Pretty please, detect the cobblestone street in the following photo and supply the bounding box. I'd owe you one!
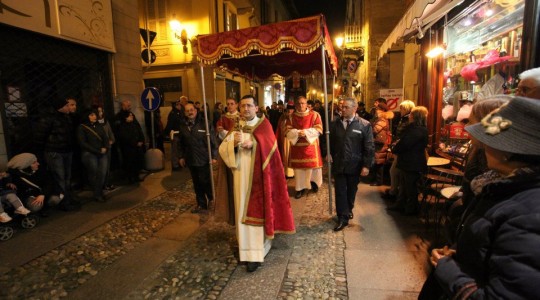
[0,166,430,299]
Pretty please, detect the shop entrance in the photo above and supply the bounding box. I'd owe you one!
[0,24,112,157]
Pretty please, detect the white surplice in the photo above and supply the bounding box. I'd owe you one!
[218,116,272,262]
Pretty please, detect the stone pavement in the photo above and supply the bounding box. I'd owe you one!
[0,165,432,299]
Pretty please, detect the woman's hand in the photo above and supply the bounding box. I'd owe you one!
[32,195,45,206]
[430,245,456,267]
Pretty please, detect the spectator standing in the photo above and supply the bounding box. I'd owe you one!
[218,95,295,272]
[356,102,372,121]
[286,96,324,199]
[34,97,79,211]
[388,106,428,215]
[369,98,394,186]
[95,105,116,190]
[116,111,146,183]
[325,98,374,231]
[212,102,223,128]
[383,100,415,199]
[77,109,109,203]
[164,99,185,170]
[144,108,165,152]
[177,103,217,213]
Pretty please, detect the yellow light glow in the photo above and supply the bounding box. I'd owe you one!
[169,20,181,32]
[335,36,344,48]
[426,46,445,58]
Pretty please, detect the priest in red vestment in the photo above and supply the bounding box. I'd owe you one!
[285,96,324,199]
[219,95,295,272]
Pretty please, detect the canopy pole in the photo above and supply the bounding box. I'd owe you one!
[199,64,216,209]
[321,45,333,215]
[331,76,336,121]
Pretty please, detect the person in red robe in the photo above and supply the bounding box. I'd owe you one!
[285,96,324,199]
[216,98,239,141]
[219,95,295,272]
[275,100,295,178]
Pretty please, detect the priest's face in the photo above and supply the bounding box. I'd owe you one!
[295,97,307,112]
[240,97,258,121]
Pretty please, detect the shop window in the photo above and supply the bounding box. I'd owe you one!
[440,0,525,151]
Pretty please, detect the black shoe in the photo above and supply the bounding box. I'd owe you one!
[334,221,349,232]
[294,190,304,199]
[310,181,319,193]
[246,262,261,272]
[348,212,354,219]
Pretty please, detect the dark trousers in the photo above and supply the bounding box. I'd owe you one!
[334,173,360,222]
[81,151,108,199]
[45,151,73,203]
[188,165,213,209]
[398,170,421,213]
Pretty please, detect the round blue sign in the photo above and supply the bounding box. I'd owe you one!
[141,87,161,111]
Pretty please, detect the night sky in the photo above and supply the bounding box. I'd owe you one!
[293,0,346,40]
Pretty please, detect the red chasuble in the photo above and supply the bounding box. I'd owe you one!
[243,116,296,238]
[286,110,323,169]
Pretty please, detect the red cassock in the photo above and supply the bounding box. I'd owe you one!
[216,113,238,131]
[286,110,323,169]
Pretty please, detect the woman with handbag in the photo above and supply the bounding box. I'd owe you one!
[77,109,109,203]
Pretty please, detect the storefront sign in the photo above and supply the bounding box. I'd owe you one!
[379,88,403,111]
[0,0,115,52]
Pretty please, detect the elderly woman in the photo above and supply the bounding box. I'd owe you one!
[383,100,416,200]
[420,96,540,299]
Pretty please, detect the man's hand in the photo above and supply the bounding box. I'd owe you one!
[360,167,369,177]
[211,159,217,164]
[179,158,186,168]
[298,130,306,137]
[6,183,17,190]
[240,139,253,149]
[100,147,107,154]
[233,132,243,147]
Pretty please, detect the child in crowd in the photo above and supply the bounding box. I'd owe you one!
[0,170,31,223]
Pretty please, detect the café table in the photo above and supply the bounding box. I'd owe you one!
[427,156,450,167]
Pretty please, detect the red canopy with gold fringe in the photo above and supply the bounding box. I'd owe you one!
[195,15,338,79]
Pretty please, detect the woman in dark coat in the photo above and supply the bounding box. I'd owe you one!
[116,111,145,183]
[420,96,540,299]
[77,109,109,202]
[388,106,428,215]
[7,153,46,212]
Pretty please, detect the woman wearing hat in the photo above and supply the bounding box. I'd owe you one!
[421,96,540,299]
[77,109,109,202]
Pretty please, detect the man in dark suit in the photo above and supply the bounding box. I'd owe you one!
[325,98,375,231]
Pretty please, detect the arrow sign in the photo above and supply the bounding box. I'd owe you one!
[141,87,161,111]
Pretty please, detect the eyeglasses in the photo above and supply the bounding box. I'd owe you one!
[516,85,539,95]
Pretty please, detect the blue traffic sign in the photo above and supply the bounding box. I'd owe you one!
[141,87,161,111]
